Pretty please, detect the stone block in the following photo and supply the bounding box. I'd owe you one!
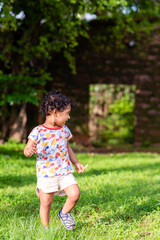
[150,97,159,102]
[149,129,160,137]
[148,110,158,115]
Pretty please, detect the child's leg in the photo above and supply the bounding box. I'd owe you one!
[36,188,40,198]
[39,190,54,227]
[62,184,80,214]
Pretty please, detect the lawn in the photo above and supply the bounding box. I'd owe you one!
[1,143,160,239]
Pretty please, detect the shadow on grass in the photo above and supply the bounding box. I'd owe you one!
[0,152,34,161]
[1,175,160,225]
[0,143,24,153]
[0,174,36,188]
[0,143,36,161]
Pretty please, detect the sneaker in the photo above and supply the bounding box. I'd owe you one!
[58,208,76,230]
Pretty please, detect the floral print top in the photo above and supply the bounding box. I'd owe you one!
[28,125,74,177]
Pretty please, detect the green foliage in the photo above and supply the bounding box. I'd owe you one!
[89,84,136,146]
[1,143,160,239]
[0,74,45,106]
[106,85,135,144]
[0,0,92,75]
[0,0,160,108]
[0,0,160,74]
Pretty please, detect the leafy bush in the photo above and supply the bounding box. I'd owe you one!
[89,84,136,146]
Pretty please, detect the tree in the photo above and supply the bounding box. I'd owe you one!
[0,0,160,141]
[0,75,45,141]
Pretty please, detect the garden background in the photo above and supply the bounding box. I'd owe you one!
[1,0,160,239]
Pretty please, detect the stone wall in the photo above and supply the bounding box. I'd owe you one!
[29,26,160,146]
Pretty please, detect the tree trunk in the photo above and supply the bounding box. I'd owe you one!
[9,102,27,142]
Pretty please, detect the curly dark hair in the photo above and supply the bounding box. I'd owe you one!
[41,90,72,116]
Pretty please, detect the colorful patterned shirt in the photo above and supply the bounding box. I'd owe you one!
[28,125,74,177]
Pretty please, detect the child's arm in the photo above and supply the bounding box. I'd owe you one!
[24,139,37,157]
[67,142,87,173]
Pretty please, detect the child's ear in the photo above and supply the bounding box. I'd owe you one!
[54,109,58,117]
[51,109,58,116]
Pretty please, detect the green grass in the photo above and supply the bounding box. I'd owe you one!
[1,143,160,239]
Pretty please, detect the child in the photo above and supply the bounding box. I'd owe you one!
[24,90,87,230]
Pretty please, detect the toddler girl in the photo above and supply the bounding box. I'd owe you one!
[24,90,86,230]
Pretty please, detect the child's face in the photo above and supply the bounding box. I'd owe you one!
[54,105,71,127]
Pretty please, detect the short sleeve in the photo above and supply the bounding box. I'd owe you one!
[28,127,39,143]
[66,126,73,140]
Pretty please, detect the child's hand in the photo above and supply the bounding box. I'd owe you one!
[28,143,37,157]
[24,143,37,157]
[75,162,88,173]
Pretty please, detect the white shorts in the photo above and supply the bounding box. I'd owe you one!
[37,174,78,196]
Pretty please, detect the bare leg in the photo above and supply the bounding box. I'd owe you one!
[39,190,54,227]
[36,188,40,198]
[61,184,80,214]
